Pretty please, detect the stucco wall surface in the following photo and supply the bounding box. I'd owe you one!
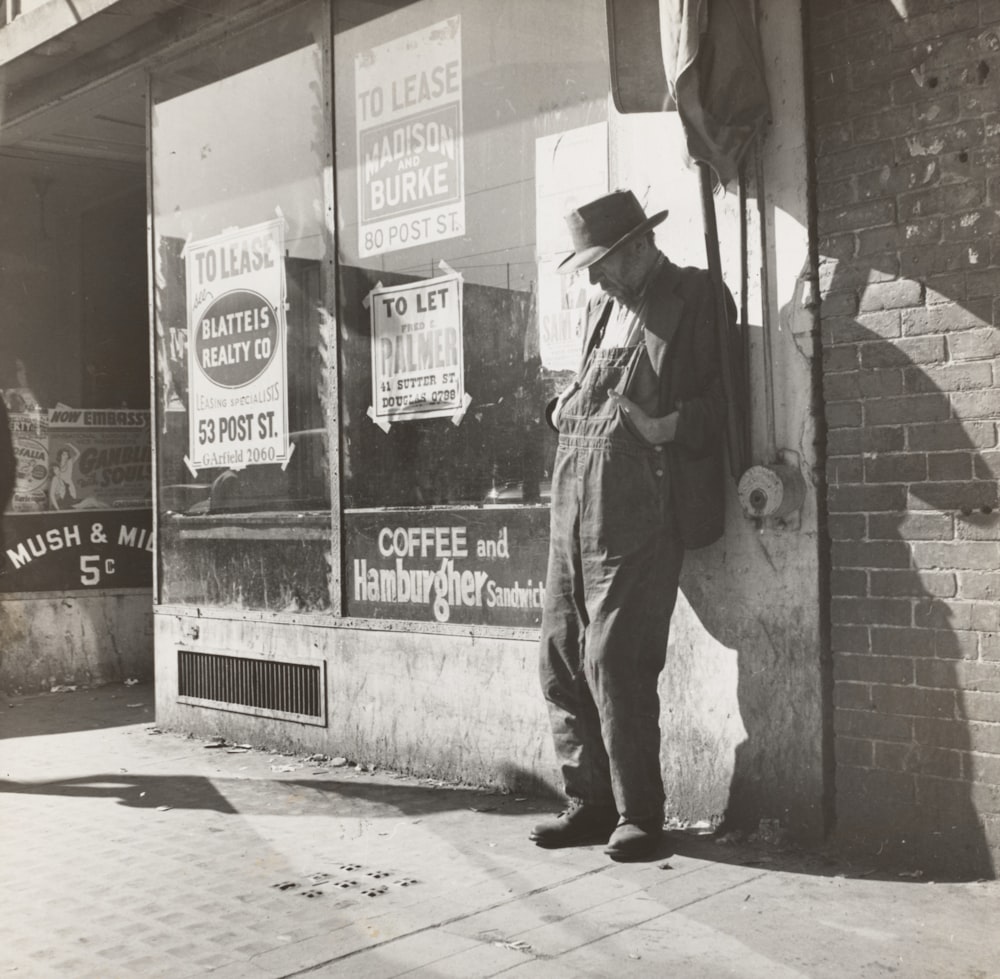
[613,0,825,840]
[154,612,555,794]
[0,592,153,692]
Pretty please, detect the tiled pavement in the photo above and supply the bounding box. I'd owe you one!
[2,683,999,978]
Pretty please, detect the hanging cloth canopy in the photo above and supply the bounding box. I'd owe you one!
[606,0,770,186]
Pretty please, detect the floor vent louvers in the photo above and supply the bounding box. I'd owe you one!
[177,649,326,725]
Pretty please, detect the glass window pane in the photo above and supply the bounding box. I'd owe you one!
[152,1,330,521]
[334,0,609,627]
[335,0,610,513]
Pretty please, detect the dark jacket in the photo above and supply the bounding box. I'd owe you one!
[548,257,736,549]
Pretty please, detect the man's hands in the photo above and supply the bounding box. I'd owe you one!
[550,381,579,430]
[607,390,678,445]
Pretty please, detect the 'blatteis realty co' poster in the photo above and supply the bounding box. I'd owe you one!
[355,17,464,257]
[185,219,289,472]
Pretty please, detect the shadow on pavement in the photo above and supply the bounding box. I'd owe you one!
[0,684,153,739]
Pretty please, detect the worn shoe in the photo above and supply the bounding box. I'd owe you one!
[603,817,663,861]
[529,804,619,848]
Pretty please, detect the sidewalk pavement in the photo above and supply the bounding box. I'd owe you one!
[2,683,998,979]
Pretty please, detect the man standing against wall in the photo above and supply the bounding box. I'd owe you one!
[532,189,733,860]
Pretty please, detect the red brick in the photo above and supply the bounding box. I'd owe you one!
[835,706,912,741]
[818,233,858,263]
[820,200,897,236]
[835,652,914,685]
[828,513,867,540]
[864,394,950,426]
[956,572,1000,601]
[828,483,907,512]
[830,456,863,484]
[835,735,874,768]
[913,598,975,631]
[900,240,984,277]
[875,740,964,779]
[832,596,912,627]
[971,602,1000,632]
[887,3,981,48]
[860,336,947,369]
[871,570,957,599]
[915,716,1000,753]
[817,177,858,211]
[964,690,1000,723]
[811,29,891,75]
[908,481,999,512]
[925,270,968,304]
[832,624,871,654]
[816,140,896,181]
[967,752,1000,787]
[872,682,957,719]
[973,451,1000,480]
[955,508,1000,537]
[853,105,919,145]
[910,540,1000,572]
[858,278,924,311]
[905,362,993,393]
[832,569,867,598]
[831,540,911,569]
[943,208,1000,242]
[856,224,905,257]
[926,451,974,481]
[868,511,954,540]
[864,452,928,482]
[948,327,1000,362]
[870,626,945,658]
[965,267,1000,299]
[951,389,1000,419]
[918,658,1000,693]
[907,420,996,450]
[898,176,984,221]
[834,681,875,710]
[824,345,860,373]
[823,311,901,345]
[825,401,863,429]
[982,633,1000,661]
[825,369,903,402]
[836,763,915,808]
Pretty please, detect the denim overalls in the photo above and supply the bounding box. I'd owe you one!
[539,327,684,823]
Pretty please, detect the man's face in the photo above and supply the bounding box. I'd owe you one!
[588,244,639,305]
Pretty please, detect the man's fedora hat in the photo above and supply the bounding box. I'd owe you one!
[557,189,668,274]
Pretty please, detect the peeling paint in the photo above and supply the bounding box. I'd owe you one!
[906,136,945,157]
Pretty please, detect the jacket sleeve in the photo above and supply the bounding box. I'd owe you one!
[672,271,736,457]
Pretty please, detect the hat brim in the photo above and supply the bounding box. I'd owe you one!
[556,209,668,274]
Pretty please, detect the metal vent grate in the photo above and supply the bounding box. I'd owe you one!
[177,649,326,726]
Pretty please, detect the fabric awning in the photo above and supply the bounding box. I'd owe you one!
[607,0,770,186]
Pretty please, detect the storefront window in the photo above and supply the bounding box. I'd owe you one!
[152,1,330,520]
[151,1,333,611]
[334,0,610,625]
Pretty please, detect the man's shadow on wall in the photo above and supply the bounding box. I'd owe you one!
[683,254,996,879]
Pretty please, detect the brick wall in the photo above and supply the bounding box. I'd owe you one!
[809,0,1000,876]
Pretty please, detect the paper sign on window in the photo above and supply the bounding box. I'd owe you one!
[367,271,465,428]
[355,17,465,257]
[184,219,289,472]
[535,122,609,371]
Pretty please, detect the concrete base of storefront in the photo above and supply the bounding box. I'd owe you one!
[154,608,558,796]
[0,591,153,693]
